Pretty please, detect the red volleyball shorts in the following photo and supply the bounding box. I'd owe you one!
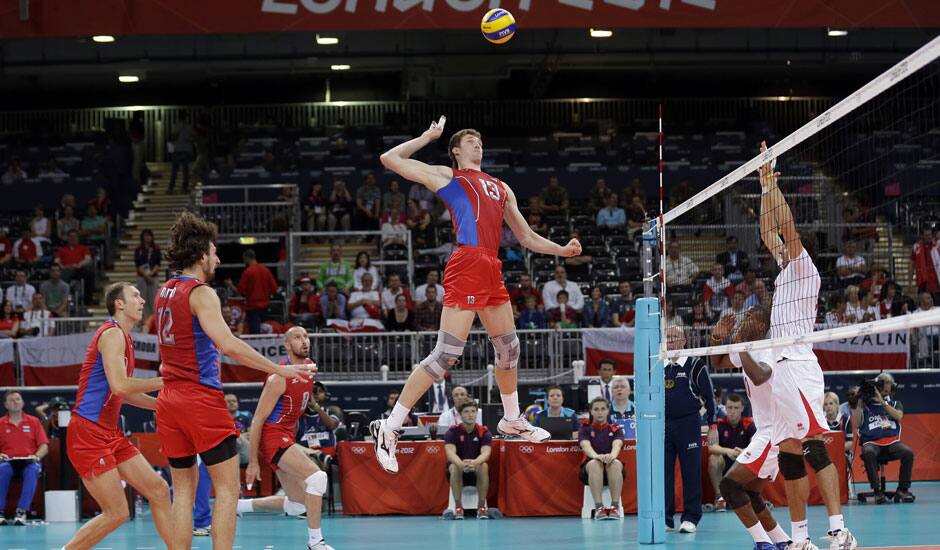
[67,414,140,478]
[443,246,510,311]
[156,383,239,459]
[259,426,295,471]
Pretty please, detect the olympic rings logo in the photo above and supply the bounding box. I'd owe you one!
[520,446,534,454]
[426,446,440,454]
[351,446,367,455]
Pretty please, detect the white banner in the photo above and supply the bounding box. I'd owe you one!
[814,330,910,371]
[18,332,92,368]
[813,331,910,353]
[223,335,288,365]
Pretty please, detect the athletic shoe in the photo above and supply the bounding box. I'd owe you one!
[789,540,819,550]
[895,489,915,503]
[453,506,465,520]
[593,506,608,520]
[370,419,401,473]
[874,491,887,504]
[827,529,858,550]
[192,526,211,536]
[678,521,697,533]
[477,507,490,520]
[754,544,776,550]
[0,514,6,525]
[308,540,335,550]
[13,509,26,526]
[605,506,621,520]
[776,542,793,550]
[497,416,550,443]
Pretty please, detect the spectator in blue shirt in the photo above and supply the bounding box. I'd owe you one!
[518,294,547,329]
[535,385,580,437]
[225,393,253,465]
[582,287,612,328]
[596,194,626,229]
[296,381,342,466]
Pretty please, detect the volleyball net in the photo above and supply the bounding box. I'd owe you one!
[657,34,940,362]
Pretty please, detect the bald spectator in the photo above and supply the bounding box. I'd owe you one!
[542,266,585,311]
[665,241,700,289]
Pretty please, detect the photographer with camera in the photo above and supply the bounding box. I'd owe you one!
[851,373,915,503]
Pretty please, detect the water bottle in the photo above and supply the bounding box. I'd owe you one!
[135,494,143,517]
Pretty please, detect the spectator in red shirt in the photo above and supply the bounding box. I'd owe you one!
[225,249,277,334]
[88,187,112,220]
[509,273,542,320]
[54,230,95,306]
[12,228,41,267]
[0,391,49,525]
[0,228,13,269]
[289,277,322,328]
[913,226,940,298]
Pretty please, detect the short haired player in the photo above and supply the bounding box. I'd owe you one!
[710,306,791,550]
[64,283,171,549]
[757,142,856,550]
[371,117,582,473]
[241,326,333,550]
[154,212,310,550]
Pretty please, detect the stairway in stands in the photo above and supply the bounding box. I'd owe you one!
[86,163,191,317]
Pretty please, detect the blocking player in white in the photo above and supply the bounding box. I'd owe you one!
[711,307,791,550]
[758,142,857,550]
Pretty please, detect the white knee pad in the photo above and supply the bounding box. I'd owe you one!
[304,470,328,497]
[490,332,520,370]
[419,330,466,382]
[283,499,306,516]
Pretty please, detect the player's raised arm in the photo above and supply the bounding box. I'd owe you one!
[380,116,454,192]
[245,373,285,489]
[503,184,581,257]
[189,285,310,380]
[98,327,164,397]
[758,141,803,263]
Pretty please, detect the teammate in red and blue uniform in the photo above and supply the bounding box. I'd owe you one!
[371,117,582,474]
[241,327,333,550]
[154,212,310,550]
[63,283,171,550]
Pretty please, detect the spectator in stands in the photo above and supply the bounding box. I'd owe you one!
[862,267,887,300]
[415,270,444,304]
[408,181,436,213]
[742,279,770,309]
[912,226,940,299]
[381,272,413,311]
[719,289,747,322]
[836,240,866,286]
[0,390,48,525]
[259,149,280,173]
[596,193,626,230]
[5,270,34,313]
[535,385,579,436]
[608,376,636,431]
[328,178,354,231]
[134,229,162,318]
[380,199,408,247]
[384,293,415,331]
[857,287,881,322]
[414,286,443,331]
[716,236,749,283]
[548,290,579,329]
[88,187,112,220]
[588,177,612,209]
[56,193,76,220]
[29,205,51,245]
[579,397,625,520]
[55,205,80,244]
[703,263,733,318]
[707,393,755,511]
[665,241,700,290]
[595,359,617,403]
[669,179,692,210]
[844,285,863,323]
[296,381,341,466]
[880,281,901,318]
[305,181,328,231]
[839,386,860,421]
[221,304,244,336]
[0,228,11,269]
[38,158,66,180]
[444,400,492,519]
[663,298,682,328]
[383,179,406,212]
[518,294,547,329]
[526,196,548,236]
[321,281,348,321]
[19,293,51,337]
[225,249,278,335]
[499,225,523,262]
[13,228,41,267]
[349,272,382,321]
[353,251,381,291]
[540,175,569,213]
[583,287,611,328]
[80,205,107,246]
[914,291,939,365]
[406,199,435,248]
[355,171,382,230]
[39,265,70,318]
[563,230,593,271]
[319,243,354,292]
[510,273,542,315]
[851,373,915,503]
[375,391,416,426]
[224,393,252,465]
[437,386,480,428]
[168,112,193,193]
[610,281,635,327]
[0,301,18,338]
[626,195,646,239]
[825,294,849,327]
[2,158,27,184]
[289,276,321,327]
[712,387,726,420]
[621,176,646,209]
[542,265,585,311]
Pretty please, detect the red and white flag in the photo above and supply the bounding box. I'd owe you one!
[814,331,910,371]
[581,328,636,376]
[0,339,15,386]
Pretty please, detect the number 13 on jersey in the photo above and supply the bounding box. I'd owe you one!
[479,178,501,201]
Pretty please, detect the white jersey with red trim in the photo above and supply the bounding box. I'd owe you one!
[770,248,821,361]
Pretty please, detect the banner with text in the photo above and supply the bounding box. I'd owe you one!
[582,327,635,376]
[1,1,936,38]
[814,331,910,371]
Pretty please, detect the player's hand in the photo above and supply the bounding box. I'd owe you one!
[873,388,885,405]
[422,116,446,142]
[275,363,317,381]
[560,238,582,258]
[245,462,261,491]
[728,449,740,460]
[757,141,780,187]
[0,453,9,461]
[712,315,735,341]
[28,454,40,463]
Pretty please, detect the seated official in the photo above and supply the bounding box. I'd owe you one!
[707,393,755,510]
[0,391,49,525]
[437,386,482,430]
[851,373,915,503]
[535,385,579,438]
[579,397,625,521]
[824,391,854,462]
[608,376,636,437]
[443,401,492,520]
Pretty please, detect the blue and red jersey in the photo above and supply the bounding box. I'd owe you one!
[155,276,222,389]
[436,168,508,252]
[265,358,315,432]
[74,319,134,430]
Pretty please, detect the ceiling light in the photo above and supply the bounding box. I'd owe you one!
[316,34,339,45]
[827,28,848,37]
[118,75,139,83]
[331,64,350,71]
[590,29,613,38]
[92,35,115,43]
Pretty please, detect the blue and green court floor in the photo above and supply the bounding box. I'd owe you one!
[4,482,939,549]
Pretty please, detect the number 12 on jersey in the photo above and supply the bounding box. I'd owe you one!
[157,306,175,345]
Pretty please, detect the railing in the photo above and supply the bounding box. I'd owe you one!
[197,184,301,235]
[46,316,109,336]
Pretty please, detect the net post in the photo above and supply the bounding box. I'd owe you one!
[634,296,665,544]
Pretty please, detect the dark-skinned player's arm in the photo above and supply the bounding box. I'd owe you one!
[190,285,310,380]
[380,116,454,192]
[245,374,286,490]
[503,184,581,257]
[99,327,163,410]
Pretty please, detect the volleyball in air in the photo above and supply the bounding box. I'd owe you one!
[481,9,516,45]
